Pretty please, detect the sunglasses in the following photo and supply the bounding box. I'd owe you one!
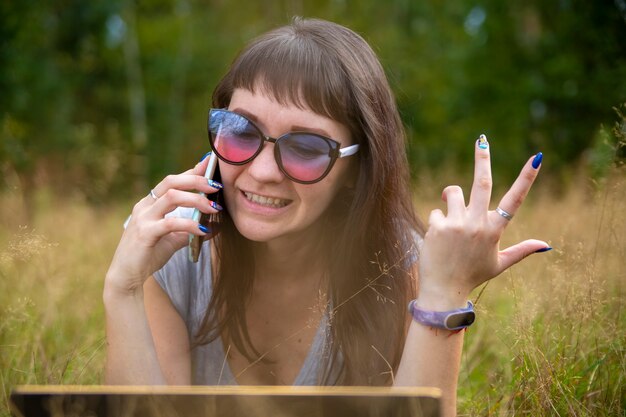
[207,109,359,184]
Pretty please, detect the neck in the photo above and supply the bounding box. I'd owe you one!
[252,234,326,284]
[248,238,327,318]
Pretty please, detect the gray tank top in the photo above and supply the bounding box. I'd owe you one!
[153,212,335,385]
[152,208,418,385]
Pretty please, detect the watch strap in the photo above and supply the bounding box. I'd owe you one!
[408,300,475,330]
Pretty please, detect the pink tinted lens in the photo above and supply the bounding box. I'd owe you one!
[278,134,331,182]
[211,112,261,163]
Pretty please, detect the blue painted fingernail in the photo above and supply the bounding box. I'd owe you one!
[199,151,212,162]
[532,152,543,169]
[534,246,552,253]
[208,179,223,189]
[477,134,489,149]
[210,201,223,211]
[198,224,210,234]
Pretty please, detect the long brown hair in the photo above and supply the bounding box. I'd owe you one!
[195,17,425,385]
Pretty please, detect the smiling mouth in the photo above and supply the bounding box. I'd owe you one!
[243,191,291,208]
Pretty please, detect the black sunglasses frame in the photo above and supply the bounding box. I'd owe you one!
[207,108,359,184]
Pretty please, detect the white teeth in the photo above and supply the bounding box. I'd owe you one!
[244,192,289,208]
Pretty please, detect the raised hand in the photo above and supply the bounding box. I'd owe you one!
[417,135,550,308]
[105,155,222,296]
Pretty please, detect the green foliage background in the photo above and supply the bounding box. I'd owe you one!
[1,0,625,203]
[1,2,625,415]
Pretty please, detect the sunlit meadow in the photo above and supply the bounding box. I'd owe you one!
[1,169,624,416]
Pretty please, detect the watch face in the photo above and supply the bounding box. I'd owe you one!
[445,311,476,329]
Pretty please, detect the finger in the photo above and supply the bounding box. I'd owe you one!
[170,152,213,180]
[468,134,492,216]
[151,172,221,201]
[133,154,215,212]
[149,189,221,219]
[152,216,211,239]
[160,231,192,253]
[153,152,221,200]
[428,208,446,226]
[130,218,206,254]
[492,152,543,227]
[496,239,552,273]
[441,185,466,218]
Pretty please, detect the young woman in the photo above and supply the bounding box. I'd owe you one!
[104,18,549,416]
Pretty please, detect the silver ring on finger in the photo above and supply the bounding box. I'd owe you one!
[149,189,159,200]
[495,206,513,221]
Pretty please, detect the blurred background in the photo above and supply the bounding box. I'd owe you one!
[1,0,625,214]
[1,3,625,415]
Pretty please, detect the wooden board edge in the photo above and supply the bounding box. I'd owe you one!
[11,384,441,398]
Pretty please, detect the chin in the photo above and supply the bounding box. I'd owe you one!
[230,219,280,243]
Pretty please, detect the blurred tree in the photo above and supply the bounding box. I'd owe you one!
[121,1,148,195]
[1,0,624,209]
[390,0,626,186]
[1,0,127,212]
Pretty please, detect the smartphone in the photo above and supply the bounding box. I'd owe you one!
[188,152,222,262]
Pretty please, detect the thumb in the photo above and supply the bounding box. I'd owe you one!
[497,239,552,273]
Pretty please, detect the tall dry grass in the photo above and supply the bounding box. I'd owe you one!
[454,173,625,416]
[0,171,624,416]
[0,189,123,416]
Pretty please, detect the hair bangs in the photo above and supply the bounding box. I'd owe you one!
[225,30,358,135]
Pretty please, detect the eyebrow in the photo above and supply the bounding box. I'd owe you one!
[230,107,334,139]
[291,125,333,138]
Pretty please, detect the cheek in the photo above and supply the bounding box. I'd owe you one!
[217,162,241,204]
[299,175,347,214]
[218,161,239,187]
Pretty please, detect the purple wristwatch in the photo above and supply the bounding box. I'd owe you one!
[408,300,475,330]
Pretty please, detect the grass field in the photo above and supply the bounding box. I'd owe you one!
[0,172,624,416]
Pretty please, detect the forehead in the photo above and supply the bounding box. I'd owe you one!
[228,88,352,143]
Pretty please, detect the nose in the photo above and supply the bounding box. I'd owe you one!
[246,142,285,183]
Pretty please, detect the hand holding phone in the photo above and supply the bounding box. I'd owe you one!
[188,152,221,262]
